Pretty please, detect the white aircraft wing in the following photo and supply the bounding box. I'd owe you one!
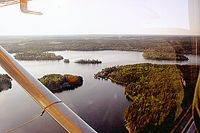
[0,0,42,15]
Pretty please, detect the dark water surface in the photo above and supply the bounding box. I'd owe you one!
[0,51,199,133]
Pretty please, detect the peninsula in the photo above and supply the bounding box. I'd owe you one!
[95,63,199,132]
[143,47,189,61]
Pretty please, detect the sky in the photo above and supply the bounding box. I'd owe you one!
[0,0,199,35]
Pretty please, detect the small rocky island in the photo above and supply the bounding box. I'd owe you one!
[0,74,12,92]
[75,59,102,64]
[39,74,83,93]
[14,52,63,61]
[143,47,189,61]
[63,59,70,63]
[95,63,199,132]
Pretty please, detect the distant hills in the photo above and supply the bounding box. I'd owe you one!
[0,35,199,55]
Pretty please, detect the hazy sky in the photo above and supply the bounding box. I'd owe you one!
[0,0,195,35]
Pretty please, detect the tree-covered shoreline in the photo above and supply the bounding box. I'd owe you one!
[0,74,12,92]
[14,52,63,61]
[95,63,199,132]
[1,36,199,55]
[143,51,188,61]
[143,47,189,61]
[75,59,102,64]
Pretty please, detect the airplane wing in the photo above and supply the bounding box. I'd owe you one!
[0,46,97,133]
[0,0,19,7]
[0,0,42,15]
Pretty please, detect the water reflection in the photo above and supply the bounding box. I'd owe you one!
[0,50,199,133]
[0,74,12,92]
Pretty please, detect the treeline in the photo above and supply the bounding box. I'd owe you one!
[1,36,199,55]
[143,46,189,61]
[75,59,102,64]
[95,63,199,132]
[14,52,63,60]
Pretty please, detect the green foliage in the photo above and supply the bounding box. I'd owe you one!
[75,59,102,64]
[14,52,63,60]
[39,74,83,93]
[2,36,200,55]
[64,59,70,63]
[143,47,188,61]
[124,64,184,132]
[0,74,12,92]
[95,63,185,132]
[39,74,65,91]
[0,74,12,81]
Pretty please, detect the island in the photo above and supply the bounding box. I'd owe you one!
[143,47,189,61]
[0,74,12,92]
[95,63,199,132]
[63,59,70,63]
[75,59,102,64]
[39,74,83,93]
[14,52,64,61]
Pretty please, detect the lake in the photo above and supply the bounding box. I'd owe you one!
[0,50,199,133]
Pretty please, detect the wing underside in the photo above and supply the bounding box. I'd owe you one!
[0,0,19,7]
[0,0,42,15]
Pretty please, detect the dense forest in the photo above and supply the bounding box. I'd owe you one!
[0,74,12,92]
[95,63,199,132]
[14,52,63,60]
[39,74,83,93]
[75,59,102,64]
[63,59,70,63]
[1,36,199,55]
[143,46,189,61]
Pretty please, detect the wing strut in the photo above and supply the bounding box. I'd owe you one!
[20,0,42,15]
[0,46,97,133]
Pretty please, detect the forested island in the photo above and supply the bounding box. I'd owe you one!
[14,52,63,61]
[143,47,189,61]
[95,63,199,132]
[39,74,83,93]
[0,74,12,92]
[63,59,70,63]
[75,59,102,64]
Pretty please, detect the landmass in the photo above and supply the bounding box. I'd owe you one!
[14,52,63,60]
[75,59,102,64]
[0,74,12,92]
[63,59,70,63]
[95,63,199,132]
[1,36,199,55]
[143,47,189,61]
[39,74,83,93]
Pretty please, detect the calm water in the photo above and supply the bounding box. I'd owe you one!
[0,51,199,133]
